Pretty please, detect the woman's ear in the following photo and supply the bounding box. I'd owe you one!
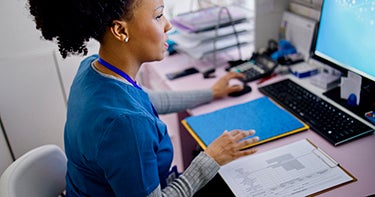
[110,20,129,42]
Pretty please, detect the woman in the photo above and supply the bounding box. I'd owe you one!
[28,0,259,196]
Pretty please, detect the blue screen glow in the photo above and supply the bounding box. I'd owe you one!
[315,0,375,81]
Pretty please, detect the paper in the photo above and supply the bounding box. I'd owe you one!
[219,139,355,197]
[340,71,362,105]
[169,23,251,48]
[170,5,248,33]
[281,11,317,61]
[174,36,250,59]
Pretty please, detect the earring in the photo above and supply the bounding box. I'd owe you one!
[125,37,129,43]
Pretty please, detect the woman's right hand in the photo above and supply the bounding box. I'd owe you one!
[204,130,258,166]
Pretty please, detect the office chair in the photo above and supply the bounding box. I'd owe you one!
[0,144,67,197]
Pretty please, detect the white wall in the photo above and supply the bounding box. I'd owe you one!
[0,119,13,174]
[0,51,67,158]
[254,0,289,49]
[0,0,57,58]
[0,0,70,173]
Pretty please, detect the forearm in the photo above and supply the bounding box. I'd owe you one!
[146,89,213,114]
[147,152,220,197]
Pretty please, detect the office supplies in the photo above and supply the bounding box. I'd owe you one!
[169,5,252,73]
[202,68,216,79]
[288,61,319,78]
[270,39,297,61]
[277,52,304,65]
[281,11,317,62]
[365,111,375,124]
[289,0,321,21]
[170,5,248,33]
[166,67,199,80]
[259,79,374,146]
[168,23,250,49]
[256,72,277,85]
[182,96,309,149]
[219,139,356,197]
[226,53,278,83]
[310,71,340,90]
[340,71,362,106]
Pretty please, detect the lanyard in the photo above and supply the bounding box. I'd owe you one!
[97,57,159,117]
[97,57,142,90]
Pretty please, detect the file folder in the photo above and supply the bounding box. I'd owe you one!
[182,96,309,149]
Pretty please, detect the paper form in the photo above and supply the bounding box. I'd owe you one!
[219,139,354,197]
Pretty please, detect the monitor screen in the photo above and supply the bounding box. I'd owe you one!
[314,0,375,82]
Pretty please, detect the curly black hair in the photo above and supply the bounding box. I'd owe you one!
[28,0,137,58]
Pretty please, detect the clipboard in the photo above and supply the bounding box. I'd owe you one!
[218,139,357,197]
[305,139,357,196]
[182,96,309,150]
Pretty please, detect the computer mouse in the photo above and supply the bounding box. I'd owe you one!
[228,84,252,97]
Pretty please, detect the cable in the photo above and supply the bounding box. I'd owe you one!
[212,6,242,68]
[0,114,16,161]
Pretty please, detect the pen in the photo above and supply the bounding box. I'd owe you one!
[257,73,277,85]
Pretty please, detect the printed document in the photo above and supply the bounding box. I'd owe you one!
[219,139,355,197]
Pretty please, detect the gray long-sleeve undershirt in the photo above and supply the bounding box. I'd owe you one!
[145,88,213,114]
[145,89,221,196]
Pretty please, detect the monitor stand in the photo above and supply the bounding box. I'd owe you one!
[323,78,375,126]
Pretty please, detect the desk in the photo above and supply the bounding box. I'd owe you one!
[140,53,375,197]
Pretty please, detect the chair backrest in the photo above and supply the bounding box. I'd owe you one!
[0,144,67,197]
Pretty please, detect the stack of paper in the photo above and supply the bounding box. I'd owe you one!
[169,6,254,59]
[170,6,249,33]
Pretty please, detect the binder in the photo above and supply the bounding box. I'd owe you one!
[182,96,309,149]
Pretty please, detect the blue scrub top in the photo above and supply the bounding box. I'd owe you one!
[64,55,173,196]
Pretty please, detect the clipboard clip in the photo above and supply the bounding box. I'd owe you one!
[313,147,338,168]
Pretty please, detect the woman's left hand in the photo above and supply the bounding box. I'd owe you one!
[211,72,245,99]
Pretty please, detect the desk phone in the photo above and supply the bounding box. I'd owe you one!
[226,54,278,83]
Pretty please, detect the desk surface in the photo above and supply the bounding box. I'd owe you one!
[140,53,375,197]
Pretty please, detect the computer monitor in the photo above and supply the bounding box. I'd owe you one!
[312,0,375,125]
[314,0,375,81]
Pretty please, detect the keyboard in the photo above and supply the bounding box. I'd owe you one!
[259,79,374,146]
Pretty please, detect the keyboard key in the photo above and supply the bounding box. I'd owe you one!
[259,79,374,146]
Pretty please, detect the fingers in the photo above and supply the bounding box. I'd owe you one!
[238,136,259,149]
[225,71,245,80]
[225,129,259,160]
[212,72,247,99]
[222,129,253,140]
[238,147,258,157]
[205,129,259,166]
[230,130,259,159]
[229,84,244,91]
[218,72,243,83]
[231,129,256,142]
[223,129,258,150]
